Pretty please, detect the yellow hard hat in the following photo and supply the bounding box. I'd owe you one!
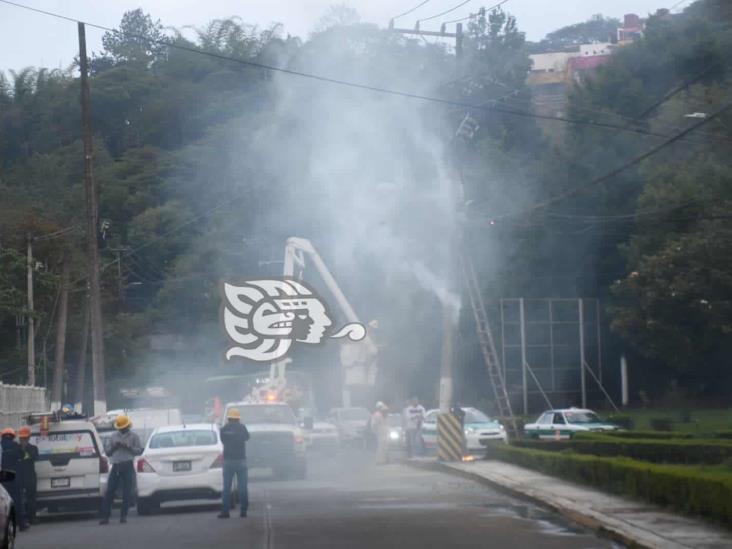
[114,415,132,430]
[226,408,241,420]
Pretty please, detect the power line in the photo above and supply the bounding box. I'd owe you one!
[443,0,508,25]
[0,0,720,143]
[418,0,474,24]
[495,101,732,220]
[391,0,432,21]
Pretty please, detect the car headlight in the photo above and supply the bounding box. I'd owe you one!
[389,430,400,440]
[464,427,476,435]
[499,425,505,431]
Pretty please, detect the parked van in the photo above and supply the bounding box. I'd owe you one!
[104,408,183,446]
[29,415,107,512]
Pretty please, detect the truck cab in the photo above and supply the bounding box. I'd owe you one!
[222,401,307,479]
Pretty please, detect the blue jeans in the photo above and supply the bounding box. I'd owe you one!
[101,461,135,519]
[221,459,248,514]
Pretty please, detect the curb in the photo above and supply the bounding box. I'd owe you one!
[405,458,684,549]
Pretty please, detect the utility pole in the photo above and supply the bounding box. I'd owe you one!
[51,260,70,409]
[79,22,106,415]
[389,21,464,59]
[26,234,35,386]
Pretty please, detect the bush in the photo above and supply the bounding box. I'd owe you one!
[497,445,732,525]
[714,431,732,440]
[607,415,634,430]
[512,437,732,464]
[650,417,674,431]
[574,430,694,441]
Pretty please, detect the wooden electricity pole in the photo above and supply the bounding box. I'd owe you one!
[26,234,35,386]
[78,22,106,415]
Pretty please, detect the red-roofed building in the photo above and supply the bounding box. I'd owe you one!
[568,55,611,82]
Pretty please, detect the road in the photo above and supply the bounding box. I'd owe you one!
[22,450,621,549]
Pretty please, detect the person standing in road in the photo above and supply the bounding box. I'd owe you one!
[402,397,426,458]
[0,428,27,530]
[218,408,250,519]
[372,402,390,465]
[100,415,142,525]
[18,426,38,524]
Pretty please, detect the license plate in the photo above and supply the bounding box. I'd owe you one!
[51,477,70,488]
[173,461,191,472]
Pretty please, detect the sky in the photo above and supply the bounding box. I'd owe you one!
[0,0,687,71]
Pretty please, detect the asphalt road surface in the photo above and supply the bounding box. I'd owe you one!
[22,450,622,549]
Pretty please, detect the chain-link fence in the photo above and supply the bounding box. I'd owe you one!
[0,383,47,429]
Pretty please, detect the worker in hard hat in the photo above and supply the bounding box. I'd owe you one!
[1,428,28,530]
[99,415,142,525]
[371,402,390,465]
[18,426,38,524]
[218,408,250,519]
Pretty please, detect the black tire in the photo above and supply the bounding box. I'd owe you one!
[136,497,159,516]
[2,511,15,549]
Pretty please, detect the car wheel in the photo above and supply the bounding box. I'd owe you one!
[136,497,159,516]
[2,512,15,549]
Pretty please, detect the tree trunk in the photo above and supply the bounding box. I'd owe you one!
[51,261,70,409]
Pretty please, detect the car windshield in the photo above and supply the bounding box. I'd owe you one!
[464,409,494,424]
[239,405,296,425]
[149,430,217,449]
[339,409,369,421]
[564,411,602,424]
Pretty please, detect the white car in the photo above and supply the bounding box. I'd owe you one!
[422,407,508,452]
[304,420,340,453]
[523,408,619,439]
[0,472,16,546]
[135,423,225,515]
[29,416,107,512]
[327,407,370,446]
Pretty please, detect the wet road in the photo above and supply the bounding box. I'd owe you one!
[22,450,621,548]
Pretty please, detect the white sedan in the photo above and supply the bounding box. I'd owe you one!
[422,407,508,452]
[135,423,227,515]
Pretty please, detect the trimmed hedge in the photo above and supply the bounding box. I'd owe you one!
[513,437,732,464]
[497,445,732,525]
[573,430,695,441]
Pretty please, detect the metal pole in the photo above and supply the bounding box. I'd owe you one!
[500,299,506,382]
[519,298,528,415]
[621,355,629,407]
[26,234,35,386]
[596,299,603,384]
[578,298,587,408]
[74,301,90,412]
[51,260,70,409]
[549,299,556,391]
[79,22,106,415]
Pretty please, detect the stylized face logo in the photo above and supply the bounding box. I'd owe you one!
[221,279,364,362]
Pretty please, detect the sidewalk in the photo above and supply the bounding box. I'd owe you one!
[408,458,732,549]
